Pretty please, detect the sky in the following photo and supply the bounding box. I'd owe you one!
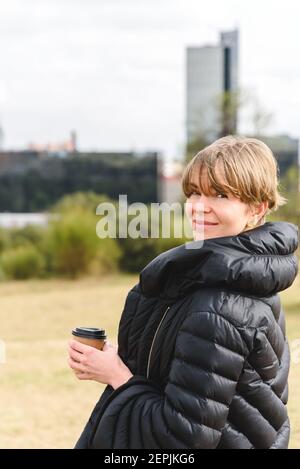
[0,0,299,161]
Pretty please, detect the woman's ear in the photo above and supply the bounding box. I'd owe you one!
[255,201,269,219]
[247,201,269,227]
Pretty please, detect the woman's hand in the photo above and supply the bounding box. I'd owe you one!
[67,340,133,390]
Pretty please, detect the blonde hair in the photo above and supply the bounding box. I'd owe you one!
[182,135,286,226]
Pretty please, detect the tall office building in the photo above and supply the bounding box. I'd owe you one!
[186,29,239,146]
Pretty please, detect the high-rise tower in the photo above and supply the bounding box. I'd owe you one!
[186,29,239,145]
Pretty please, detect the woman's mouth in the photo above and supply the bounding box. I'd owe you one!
[192,219,219,227]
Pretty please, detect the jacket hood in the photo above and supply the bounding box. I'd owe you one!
[139,222,299,300]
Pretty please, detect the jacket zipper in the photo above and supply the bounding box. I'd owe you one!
[146,305,171,379]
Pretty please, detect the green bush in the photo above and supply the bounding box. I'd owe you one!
[49,191,116,214]
[7,225,47,249]
[268,192,300,230]
[0,245,46,279]
[44,210,96,278]
[44,208,121,278]
[90,237,122,276]
[0,191,191,278]
[0,228,11,254]
[118,235,187,273]
[117,210,188,272]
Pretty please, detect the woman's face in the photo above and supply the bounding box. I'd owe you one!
[185,167,257,241]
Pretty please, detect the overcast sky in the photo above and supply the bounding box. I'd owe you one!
[0,0,299,160]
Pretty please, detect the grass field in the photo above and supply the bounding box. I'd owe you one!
[0,273,299,449]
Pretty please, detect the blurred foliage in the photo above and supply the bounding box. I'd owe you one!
[185,134,209,165]
[7,225,47,249]
[280,165,299,194]
[118,235,186,273]
[0,228,11,253]
[44,209,99,278]
[44,208,121,279]
[0,193,123,279]
[0,192,189,278]
[1,245,46,280]
[268,166,300,230]
[0,175,299,280]
[117,209,188,272]
[49,191,116,214]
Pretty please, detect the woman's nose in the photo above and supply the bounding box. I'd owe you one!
[192,196,211,213]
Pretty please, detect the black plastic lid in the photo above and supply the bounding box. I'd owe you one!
[72,327,106,340]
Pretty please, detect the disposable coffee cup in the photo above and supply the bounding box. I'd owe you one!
[72,327,107,350]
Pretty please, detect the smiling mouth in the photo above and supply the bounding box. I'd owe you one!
[192,219,219,226]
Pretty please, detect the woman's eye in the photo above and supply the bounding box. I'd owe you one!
[186,191,198,197]
[187,190,227,198]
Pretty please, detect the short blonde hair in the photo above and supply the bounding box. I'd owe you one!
[182,135,286,224]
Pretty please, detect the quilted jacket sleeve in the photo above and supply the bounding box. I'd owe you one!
[90,311,249,449]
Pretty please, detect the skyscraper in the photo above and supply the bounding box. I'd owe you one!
[186,29,239,146]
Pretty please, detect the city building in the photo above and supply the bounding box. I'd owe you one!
[186,29,239,145]
[27,130,77,156]
[0,149,160,211]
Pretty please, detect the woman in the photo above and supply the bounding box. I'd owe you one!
[68,136,298,449]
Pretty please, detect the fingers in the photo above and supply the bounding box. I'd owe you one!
[69,340,93,354]
[74,372,90,380]
[68,345,84,363]
[67,344,94,381]
[68,357,86,373]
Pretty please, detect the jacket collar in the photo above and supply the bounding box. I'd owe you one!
[139,222,299,300]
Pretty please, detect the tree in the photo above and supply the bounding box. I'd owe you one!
[216,88,247,137]
[185,87,274,164]
[250,95,274,137]
[185,133,209,165]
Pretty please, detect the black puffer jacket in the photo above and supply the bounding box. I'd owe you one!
[75,221,298,449]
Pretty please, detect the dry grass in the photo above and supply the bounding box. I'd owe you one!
[0,273,299,448]
[0,274,138,449]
